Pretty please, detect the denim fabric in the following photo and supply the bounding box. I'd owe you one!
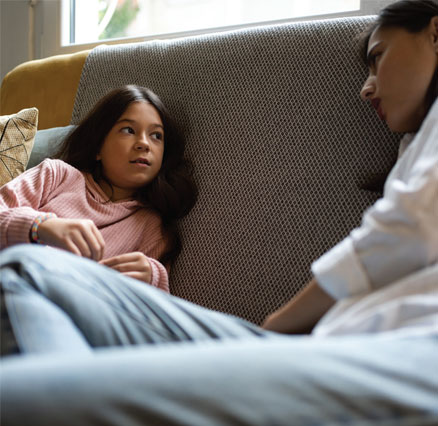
[0,287,19,355]
[1,245,267,354]
[1,245,437,426]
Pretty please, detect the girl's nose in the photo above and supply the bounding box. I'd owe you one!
[135,135,150,150]
[360,76,375,101]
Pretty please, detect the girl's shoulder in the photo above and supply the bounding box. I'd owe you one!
[39,158,72,169]
[33,159,85,186]
[137,205,163,227]
[38,158,81,175]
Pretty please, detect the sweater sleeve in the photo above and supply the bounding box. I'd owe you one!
[0,160,58,248]
[136,216,170,293]
[148,257,170,293]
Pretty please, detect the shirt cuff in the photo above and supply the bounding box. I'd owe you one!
[311,237,371,300]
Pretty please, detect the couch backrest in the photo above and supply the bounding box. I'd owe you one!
[71,17,400,325]
[1,50,89,129]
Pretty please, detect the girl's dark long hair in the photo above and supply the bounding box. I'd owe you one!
[360,0,438,110]
[55,85,198,265]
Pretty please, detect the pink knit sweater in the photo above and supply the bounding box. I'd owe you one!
[0,159,169,292]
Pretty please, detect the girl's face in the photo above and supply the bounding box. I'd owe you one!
[360,18,438,133]
[97,101,165,202]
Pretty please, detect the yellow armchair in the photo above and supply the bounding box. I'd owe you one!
[0,50,89,129]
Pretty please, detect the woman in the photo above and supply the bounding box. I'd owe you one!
[263,0,438,335]
[1,1,437,425]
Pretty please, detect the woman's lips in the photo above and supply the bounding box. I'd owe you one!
[371,98,385,121]
[377,106,385,121]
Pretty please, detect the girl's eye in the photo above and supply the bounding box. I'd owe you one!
[121,127,134,134]
[151,132,164,141]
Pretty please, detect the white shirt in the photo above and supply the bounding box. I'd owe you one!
[311,100,438,336]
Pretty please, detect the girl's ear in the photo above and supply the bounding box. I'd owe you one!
[96,153,102,161]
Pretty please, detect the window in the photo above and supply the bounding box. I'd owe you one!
[63,0,361,46]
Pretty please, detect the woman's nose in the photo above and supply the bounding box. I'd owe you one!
[360,76,375,101]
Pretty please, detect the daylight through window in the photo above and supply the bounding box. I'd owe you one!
[65,0,361,45]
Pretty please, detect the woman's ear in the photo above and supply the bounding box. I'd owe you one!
[96,153,101,161]
[430,16,438,51]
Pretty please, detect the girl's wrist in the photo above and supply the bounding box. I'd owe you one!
[30,213,57,244]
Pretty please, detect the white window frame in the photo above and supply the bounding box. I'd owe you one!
[36,0,394,60]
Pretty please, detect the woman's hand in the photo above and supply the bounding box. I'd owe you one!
[99,252,152,284]
[37,218,105,261]
[262,278,335,334]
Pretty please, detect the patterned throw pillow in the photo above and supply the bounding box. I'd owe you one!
[0,108,38,187]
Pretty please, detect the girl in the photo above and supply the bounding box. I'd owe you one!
[1,1,437,425]
[0,85,197,292]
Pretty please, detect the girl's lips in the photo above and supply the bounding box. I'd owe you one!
[130,161,150,168]
[130,158,151,166]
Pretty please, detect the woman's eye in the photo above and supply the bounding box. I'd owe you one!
[121,127,134,134]
[369,52,381,69]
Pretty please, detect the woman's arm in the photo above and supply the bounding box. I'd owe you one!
[262,278,335,334]
[312,128,438,302]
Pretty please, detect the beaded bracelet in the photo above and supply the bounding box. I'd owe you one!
[30,213,57,244]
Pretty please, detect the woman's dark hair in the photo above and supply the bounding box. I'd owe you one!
[360,0,438,109]
[55,85,198,265]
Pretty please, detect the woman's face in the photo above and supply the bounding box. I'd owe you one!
[361,18,438,133]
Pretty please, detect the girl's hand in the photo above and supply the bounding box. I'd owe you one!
[37,218,105,261]
[99,252,152,284]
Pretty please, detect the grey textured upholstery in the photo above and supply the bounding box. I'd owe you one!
[72,17,400,325]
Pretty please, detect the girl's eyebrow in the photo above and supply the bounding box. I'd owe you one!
[116,118,164,129]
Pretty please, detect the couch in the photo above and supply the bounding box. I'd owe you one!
[0,16,401,325]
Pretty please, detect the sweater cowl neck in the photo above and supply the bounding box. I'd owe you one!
[83,173,141,209]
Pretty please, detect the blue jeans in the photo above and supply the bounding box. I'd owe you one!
[1,245,437,426]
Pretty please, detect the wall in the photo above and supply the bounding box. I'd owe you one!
[0,0,31,82]
[1,0,394,84]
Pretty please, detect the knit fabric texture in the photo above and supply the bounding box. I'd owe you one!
[0,159,169,292]
[72,17,400,324]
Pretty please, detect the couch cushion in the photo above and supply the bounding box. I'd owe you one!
[0,108,38,186]
[71,17,401,325]
[27,125,76,170]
